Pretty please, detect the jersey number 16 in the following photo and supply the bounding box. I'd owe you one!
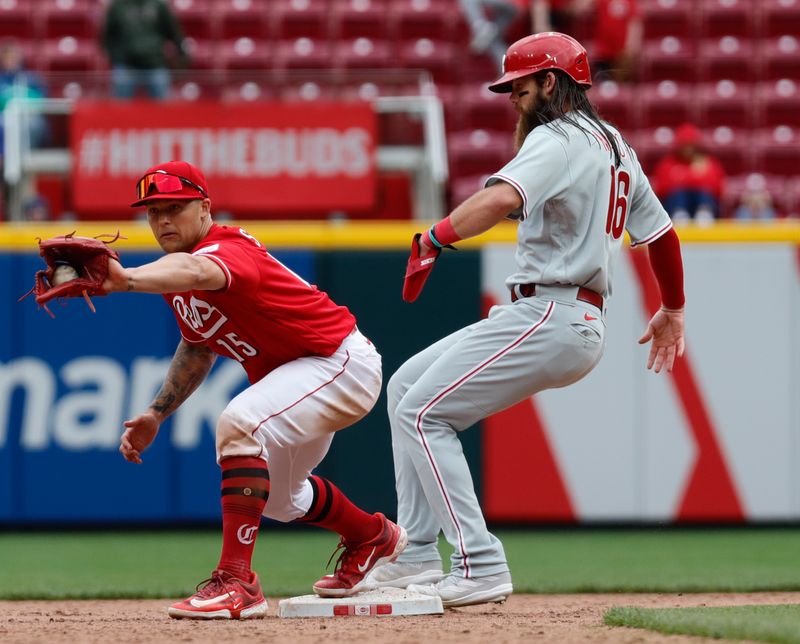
[605,166,630,240]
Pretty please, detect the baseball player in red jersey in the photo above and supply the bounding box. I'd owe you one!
[367,33,685,607]
[101,161,407,619]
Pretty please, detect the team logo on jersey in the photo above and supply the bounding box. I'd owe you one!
[172,295,228,339]
[237,524,258,545]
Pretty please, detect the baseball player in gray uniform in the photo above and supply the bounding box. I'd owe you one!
[365,32,686,607]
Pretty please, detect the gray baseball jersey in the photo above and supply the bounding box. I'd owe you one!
[386,111,673,579]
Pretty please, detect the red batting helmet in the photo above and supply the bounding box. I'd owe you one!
[488,32,592,94]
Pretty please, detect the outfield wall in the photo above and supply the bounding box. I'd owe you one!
[0,222,798,524]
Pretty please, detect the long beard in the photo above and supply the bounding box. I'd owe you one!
[513,93,549,152]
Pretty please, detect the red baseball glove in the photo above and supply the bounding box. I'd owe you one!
[19,232,122,317]
[402,233,449,303]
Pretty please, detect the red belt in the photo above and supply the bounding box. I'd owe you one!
[511,284,604,310]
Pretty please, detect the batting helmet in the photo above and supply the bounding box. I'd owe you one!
[488,32,592,94]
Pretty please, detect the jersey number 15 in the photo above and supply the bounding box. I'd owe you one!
[605,166,630,240]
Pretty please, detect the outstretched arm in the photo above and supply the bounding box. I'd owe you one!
[102,253,226,294]
[119,340,217,463]
[638,228,685,373]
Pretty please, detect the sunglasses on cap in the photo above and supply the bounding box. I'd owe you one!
[135,171,208,201]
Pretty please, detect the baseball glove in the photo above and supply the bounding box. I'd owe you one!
[402,233,451,303]
[19,232,122,317]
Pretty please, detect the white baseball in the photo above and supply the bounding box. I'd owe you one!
[52,264,80,286]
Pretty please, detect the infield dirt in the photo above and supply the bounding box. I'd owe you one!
[2,592,799,643]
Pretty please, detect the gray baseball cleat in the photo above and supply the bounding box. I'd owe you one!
[407,571,513,607]
[364,559,444,589]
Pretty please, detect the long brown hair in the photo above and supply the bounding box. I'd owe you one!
[529,69,623,167]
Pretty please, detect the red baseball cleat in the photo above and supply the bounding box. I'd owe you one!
[313,513,408,598]
[168,569,268,619]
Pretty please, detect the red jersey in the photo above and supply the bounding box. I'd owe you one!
[652,154,726,200]
[163,224,356,383]
[594,0,639,59]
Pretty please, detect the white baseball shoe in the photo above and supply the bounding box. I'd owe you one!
[364,559,444,589]
[407,571,513,607]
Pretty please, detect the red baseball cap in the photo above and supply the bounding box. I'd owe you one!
[131,160,210,207]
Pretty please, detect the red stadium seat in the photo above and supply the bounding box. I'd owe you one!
[0,1,34,38]
[273,37,334,70]
[171,0,217,39]
[628,126,676,174]
[752,125,800,175]
[389,0,453,42]
[272,0,330,39]
[39,0,99,39]
[760,0,800,38]
[277,79,338,102]
[756,79,800,127]
[334,38,394,69]
[173,76,225,101]
[592,80,639,130]
[331,0,390,39]
[698,0,757,38]
[701,126,754,175]
[398,38,458,85]
[640,36,697,82]
[217,37,271,71]
[215,0,270,39]
[40,37,102,72]
[449,173,490,209]
[641,0,697,39]
[458,84,516,133]
[760,36,800,81]
[785,176,800,217]
[183,37,219,70]
[695,80,755,128]
[722,173,788,218]
[447,129,514,178]
[697,36,757,82]
[221,79,277,102]
[638,81,695,128]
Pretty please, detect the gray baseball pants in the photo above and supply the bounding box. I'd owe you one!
[387,286,605,578]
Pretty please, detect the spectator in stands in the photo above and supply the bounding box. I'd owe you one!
[459,0,526,67]
[0,39,49,153]
[591,0,642,83]
[531,0,592,36]
[101,0,190,100]
[652,123,726,224]
[735,174,777,221]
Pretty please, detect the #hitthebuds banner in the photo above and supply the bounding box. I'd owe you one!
[70,101,378,216]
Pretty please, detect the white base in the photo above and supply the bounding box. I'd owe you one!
[278,587,444,618]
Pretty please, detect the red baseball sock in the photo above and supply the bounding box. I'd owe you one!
[217,456,270,580]
[298,475,382,544]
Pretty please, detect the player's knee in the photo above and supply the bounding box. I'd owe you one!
[386,371,407,413]
[216,406,262,461]
[261,499,305,523]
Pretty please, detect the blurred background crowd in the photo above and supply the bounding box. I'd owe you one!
[0,0,798,223]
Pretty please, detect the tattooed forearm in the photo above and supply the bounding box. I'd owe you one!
[149,340,216,419]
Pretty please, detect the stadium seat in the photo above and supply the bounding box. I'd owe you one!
[695,80,755,129]
[389,0,453,42]
[0,1,34,38]
[756,79,800,127]
[183,37,218,70]
[273,37,334,70]
[722,173,788,218]
[171,0,216,39]
[272,0,330,39]
[331,0,391,39]
[173,76,225,101]
[628,126,676,174]
[760,0,800,38]
[334,38,394,69]
[449,173,490,209]
[458,84,516,133]
[221,79,276,102]
[640,0,697,39]
[701,126,754,175]
[217,37,271,71]
[277,79,338,102]
[760,36,800,81]
[40,37,102,72]
[39,0,98,39]
[785,176,800,217]
[215,0,270,39]
[592,80,639,130]
[447,129,514,178]
[698,0,757,38]
[640,36,697,82]
[638,81,695,128]
[398,38,458,85]
[697,36,757,82]
[752,125,800,176]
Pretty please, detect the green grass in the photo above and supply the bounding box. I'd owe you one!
[605,605,800,644]
[1,528,800,599]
